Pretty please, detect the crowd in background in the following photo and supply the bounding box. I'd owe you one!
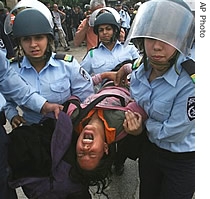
[1,0,142,54]
[44,1,140,48]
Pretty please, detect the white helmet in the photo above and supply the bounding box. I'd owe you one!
[4,0,54,35]
[135,2,142,7]
[89,6,121,27]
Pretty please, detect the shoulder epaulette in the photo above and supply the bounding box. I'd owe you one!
[9,56,23,64]
[132,54,143,70]
[88,46,97,58]
[54,53,74,62]
[181,59,195,83]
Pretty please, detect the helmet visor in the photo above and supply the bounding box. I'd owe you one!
[4,0,54,35]
[125,0,195,55]
[89,6,121,27]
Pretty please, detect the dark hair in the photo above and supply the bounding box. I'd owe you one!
[68,133,117,195]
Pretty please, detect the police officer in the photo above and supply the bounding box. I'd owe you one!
[0,49,63,199]
[3,5,94,128]
[81,12,139,79]
[115,1,131,39]
[115,0,195,198]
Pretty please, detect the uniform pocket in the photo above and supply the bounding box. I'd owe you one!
[92,60,106,69]
[50,78,70,92]
[48,78,70,103]
[150,100,173,122]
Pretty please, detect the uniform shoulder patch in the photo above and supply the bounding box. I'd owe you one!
[79,67,90,81]
[187,96,195,121]
[54,53,74,62]
[132,54,143,70]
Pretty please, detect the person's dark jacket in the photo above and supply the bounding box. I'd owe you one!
[0,13,15,59]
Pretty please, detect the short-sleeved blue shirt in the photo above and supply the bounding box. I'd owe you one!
[80,41,139,75]
[4,53,94,124]
[130,54,195,152]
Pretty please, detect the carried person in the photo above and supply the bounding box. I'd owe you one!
[7,73,147,198]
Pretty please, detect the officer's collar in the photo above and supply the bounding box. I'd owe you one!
[99,40,120,49]
[136,54,185,87]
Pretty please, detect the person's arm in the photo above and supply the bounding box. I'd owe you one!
[58,10,66,24]
[123,102,148,136]
[66,58,94,102]
[11,115,26,129]
[58,9,66,16]
[0,50,63,118]
[73,18,89,47]
[92,62,132,86]
[40,101,63,117]
[3,100,19,123]
[92,71,117,85]
[123,110,144,136]
[119,28,125,42]
[114,63,132,86]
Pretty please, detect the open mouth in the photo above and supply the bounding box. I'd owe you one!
[83,133,94,143]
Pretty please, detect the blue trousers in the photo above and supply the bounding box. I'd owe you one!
[138,138,195,199]
[0,125,17,199]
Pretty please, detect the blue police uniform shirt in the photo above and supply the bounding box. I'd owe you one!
[0,93,6,111]
[119,9,131,29]
[4,53,94,124]
[80,40,139,75]
[0,50,47,113]
[130,54,195,153]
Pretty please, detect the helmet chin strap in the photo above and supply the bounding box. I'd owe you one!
[149,50,179,68]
